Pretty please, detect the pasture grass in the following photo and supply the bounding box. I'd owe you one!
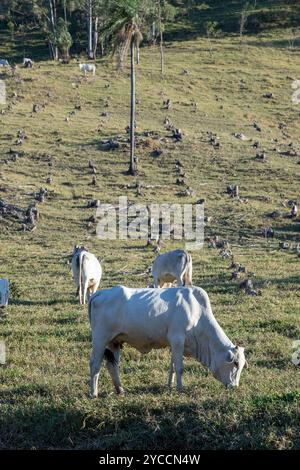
[0,27,299,449]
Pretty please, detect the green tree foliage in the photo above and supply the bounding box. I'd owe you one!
[55,17,73,58]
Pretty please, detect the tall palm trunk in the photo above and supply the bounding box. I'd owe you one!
[128,38,136,176]
[158,0,164,76]
[160,28,164,76]
[49,0,58,60]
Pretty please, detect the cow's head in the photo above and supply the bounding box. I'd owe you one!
[213,346,246,388]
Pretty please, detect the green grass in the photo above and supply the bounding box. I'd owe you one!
[0,25,300,449]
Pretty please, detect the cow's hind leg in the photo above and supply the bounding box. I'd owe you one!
[169,336,185,392]
[168,359,175,389]
[82,280,89,305]
[90,341,107,398]
[105,343,124,395]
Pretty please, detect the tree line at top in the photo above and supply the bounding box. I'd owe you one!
[0,1,177,61]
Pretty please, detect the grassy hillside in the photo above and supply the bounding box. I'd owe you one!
[0,25,300,449]
[168,0,300,39]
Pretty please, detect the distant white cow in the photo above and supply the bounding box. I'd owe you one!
[0,59,10,67]
[23,58,34,68]
[71,245,102,305]
[79,63,96,76]
[88,285,247,397]
[152,249,192,288]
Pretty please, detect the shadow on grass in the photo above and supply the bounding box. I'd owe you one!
[10,298,71,307]
[0,392,299,449]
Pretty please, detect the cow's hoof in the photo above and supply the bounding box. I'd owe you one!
[89,392,98,399]
[115,386,125,395]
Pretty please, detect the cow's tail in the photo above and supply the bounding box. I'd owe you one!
[79,251,85,304]
[182,251,192,286]
[185,252,193,285]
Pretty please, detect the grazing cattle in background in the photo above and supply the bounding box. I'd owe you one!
[88,285,246,397]
[71,245,102,305]
[79,63,96,76]
[23,58,34,68]
[0,59,10,67]
[152,249,192,288]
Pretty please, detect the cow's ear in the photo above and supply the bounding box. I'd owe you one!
[226,350,235,363]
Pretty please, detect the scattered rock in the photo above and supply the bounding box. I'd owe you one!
[90,176,97,187]
[171,128,183,141]
[279,242,289,250]
[99,140,120,151]
[255,151,267,162]
[87,199,100,208]
[263,92,273,99]
[88,160,97,173]
[151,149,162,157]
[34,187,48,203]
[227,185,239,198]
[163,99,172,110]
[262,227,274,238]
[240,278,259,296]
[291,203,298,218]
[233,132,249,141]
[253,122,261,132]
[207,132,220,149]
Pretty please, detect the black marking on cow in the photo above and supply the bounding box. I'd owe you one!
[104,348,117,365]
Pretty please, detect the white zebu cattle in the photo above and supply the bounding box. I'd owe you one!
[152,249,192,288]
[88,286,246,397]
[23,58,34,68]
[0,59,10,67]
[79,63,96,76]
[71,245,102,305]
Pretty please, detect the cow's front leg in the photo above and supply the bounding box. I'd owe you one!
[169,336,185,392]
[106,343,124,395]
[76,286,79,297]
[89,342,106,398]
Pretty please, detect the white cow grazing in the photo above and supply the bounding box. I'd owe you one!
[79,63,96,76]
[88,285,246,397]
[23,58,34,68]
[152,249,192,288]
[71,245,102,305]
[0,59,10,67]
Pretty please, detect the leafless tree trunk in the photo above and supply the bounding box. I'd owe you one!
[63,0,67,22]
[87,0,93,59]
[158,1,164,76]
[128,39,137,175]
[239,2,249,43]
[93,16,99,58]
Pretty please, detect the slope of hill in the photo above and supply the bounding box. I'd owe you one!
[168,0,300,39]
[0,26,299,449]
